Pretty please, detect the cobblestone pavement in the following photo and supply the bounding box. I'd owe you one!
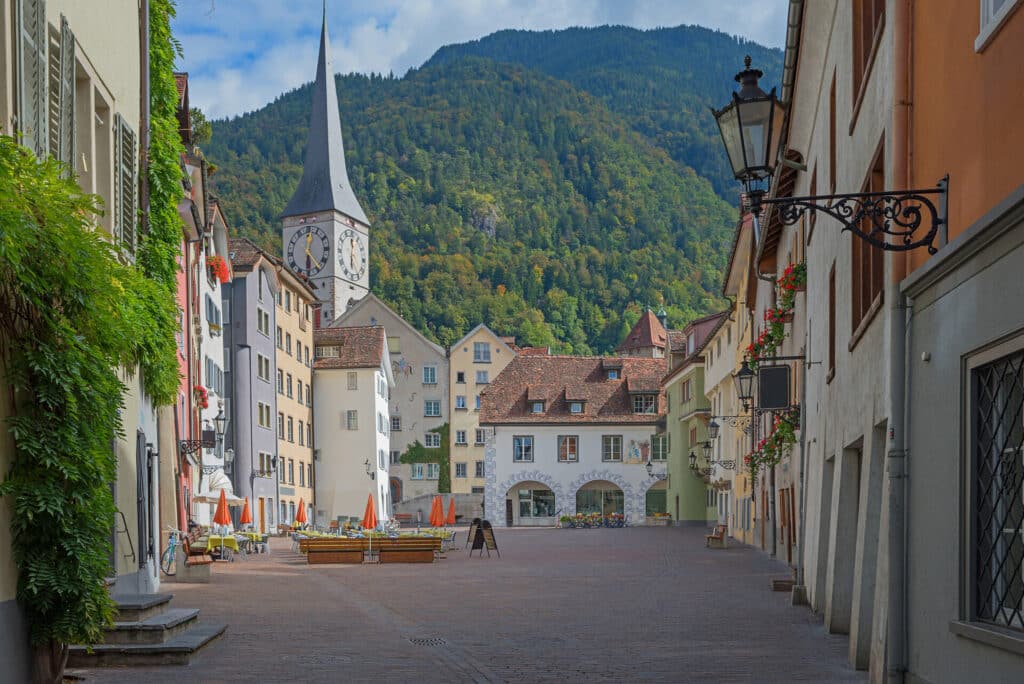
[76,526,865,683]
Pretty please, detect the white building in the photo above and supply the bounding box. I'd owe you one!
[312,325,393,523]
[480,355,668,527]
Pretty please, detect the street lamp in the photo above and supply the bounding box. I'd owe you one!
[712,56,947,253]
[712,56,786,208]
[708,419,721,441]
[734,360,756,411]
[213,409,228,444]
[688,451,697,470]
[702,441,713,462]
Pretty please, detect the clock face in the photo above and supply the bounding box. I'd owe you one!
[286,225,330,277]
[338,229,367,280]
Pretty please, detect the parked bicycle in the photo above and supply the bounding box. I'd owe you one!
[160,526,185,577]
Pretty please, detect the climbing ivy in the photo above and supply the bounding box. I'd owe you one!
[0,137,174,671]
[400,423,451,493]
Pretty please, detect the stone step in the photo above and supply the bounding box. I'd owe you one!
[112,592,174,622]
[67,623,226,667]
[103,608,200,645]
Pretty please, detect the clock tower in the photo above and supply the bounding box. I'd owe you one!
[281,10,369,325]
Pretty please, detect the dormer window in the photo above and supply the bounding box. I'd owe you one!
[569,402,584,414]
[315,345,339,358]
[531,401,545,414]
[632,394,657,414]
[607,369,620,380]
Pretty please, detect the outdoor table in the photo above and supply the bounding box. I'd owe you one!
[203,535,240,554]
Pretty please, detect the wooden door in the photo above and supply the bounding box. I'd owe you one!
[258,497,265,533]
[505,498,513,527]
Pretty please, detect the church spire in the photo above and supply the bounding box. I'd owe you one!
[281,10,368,224]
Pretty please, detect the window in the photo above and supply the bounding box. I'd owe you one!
[424,400,441,417]
[425,432,441,448]
[287,416,294,442]
[347,372,358,390]
[285,333,292,355]
[473,342,491,362]
[456,371,466,383]
[681,380,692,403]
[476,370,489,384]
[422,366,437,384]
[471,486,485,494]
[389,450,401,465]
[969,343,1024,632]
[475,395,481,410]
[391,416,401,432]
[305,386,311,406]
[113,115,138,252]
[257,309,270,336]
[690,426,698,447]
[281,501,287,519]
[513,436,534,462]
[426,463,440,480]
[277,369,284,394]
[607,369,619,380]
[531,401,544,414]
[286,373,293,398]
[279,459,286,482]
[316,345,339,358]
[297,379,303,401]
[298,420,305,446]
[828,263,836,380]
[277,412,284,436]
[829,71,837,193]
[305,304,311,321]
[602,435,623,462]
[379,449,386,470]
[378,412,387,434]
[455,430,467,445]
[852,0,885,100]
[288,459,294,484]
[307,463,312,486]
[455,463,467,478]
[299,460,305,486]
[284,290,291,311]
[387,336,401,354]
[518,488,555,518]
[346,410,358,430]
[977,0,1022,50]
[17,3,54,159]
[652,434,668,461]
[569,402,583,414]
[475,461,485,478]
[276,327,283,349]
[304,345,310,366]
[257,403,271,429]
[411,463,425,479]
[558,435,579,462]
[258,271,266,302]
[306,423,312,446]
[455,395,467,410]
[851,143,885,338]
[475,428,487,445]
[633,394,657,414]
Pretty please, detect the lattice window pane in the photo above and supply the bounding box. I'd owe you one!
[973,349,1024,631]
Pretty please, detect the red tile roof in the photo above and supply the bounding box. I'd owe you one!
[313,326,385,369]
[616,309,668,352]
[667,330,687,353]
[480,355,666,425]
[228,237,263,269]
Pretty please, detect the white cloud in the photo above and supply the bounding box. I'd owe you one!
[173,0,787,119]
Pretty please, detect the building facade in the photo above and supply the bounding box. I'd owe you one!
[332,294,449,507]
[481,355,667,527]
[273,262,317,527]
[448,325,518,502]
[312,325,392,523]
[225,238,281,533]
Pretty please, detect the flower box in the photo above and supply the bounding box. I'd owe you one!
[645,517,671,526]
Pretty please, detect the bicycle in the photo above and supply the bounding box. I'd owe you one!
[160,526,185,577]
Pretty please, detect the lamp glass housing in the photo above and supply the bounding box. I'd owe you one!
[688,452,697,470]
[708,419,721,441]
[734,361,756,406]
[213,409,228,438]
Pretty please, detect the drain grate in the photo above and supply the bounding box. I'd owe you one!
[409,637,447,647]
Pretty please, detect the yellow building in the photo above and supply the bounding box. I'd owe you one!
[448,325,517,503]
[273,264,316,526]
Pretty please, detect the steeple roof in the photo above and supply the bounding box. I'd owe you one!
[281,11,368,224]
[616,309,668,353]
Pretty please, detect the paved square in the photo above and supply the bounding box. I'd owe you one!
[79,527,864,682]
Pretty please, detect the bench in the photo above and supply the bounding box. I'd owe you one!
[304,539,365,564]
[375,537,441,564]
[705,524,728,549]
[392,513,413,527]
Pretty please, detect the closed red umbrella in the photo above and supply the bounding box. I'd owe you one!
[213,488,231,526]
[446,497,457,526]
[239,497,253,526]
[361,493,377,530]
[429,495,444,527]
[295,497,308,526]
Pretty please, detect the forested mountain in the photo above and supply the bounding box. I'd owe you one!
[205,26,781,353]
[426,25,783,202]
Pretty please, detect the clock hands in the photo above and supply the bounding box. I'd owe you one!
[304,231,323,271]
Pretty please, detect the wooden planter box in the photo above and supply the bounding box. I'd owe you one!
[645,517,671,526]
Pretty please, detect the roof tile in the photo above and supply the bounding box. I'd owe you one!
[314,325,385,369]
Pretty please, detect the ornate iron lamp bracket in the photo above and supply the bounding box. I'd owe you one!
[753,177,948,254]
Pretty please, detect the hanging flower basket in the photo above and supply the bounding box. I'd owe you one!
[193,384,209,409]
[206,255,230,284]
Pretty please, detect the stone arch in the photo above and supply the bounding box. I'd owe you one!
[567,470,637,521]
[490,470,564,527]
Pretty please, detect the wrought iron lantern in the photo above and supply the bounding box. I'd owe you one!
[688,451,697,470]
[702,441,713,461]
[734,360,756,410]
[708,419,721,441]
[213,409,228,442]
[712,56,786,201]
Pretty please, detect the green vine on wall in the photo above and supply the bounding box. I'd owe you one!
[399,422,451,493]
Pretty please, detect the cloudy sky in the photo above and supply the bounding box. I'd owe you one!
[172,0,788,120]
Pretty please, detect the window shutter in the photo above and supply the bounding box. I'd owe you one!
[114,114,138,253]
[17,0,48,158]
[46,15,74,167]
